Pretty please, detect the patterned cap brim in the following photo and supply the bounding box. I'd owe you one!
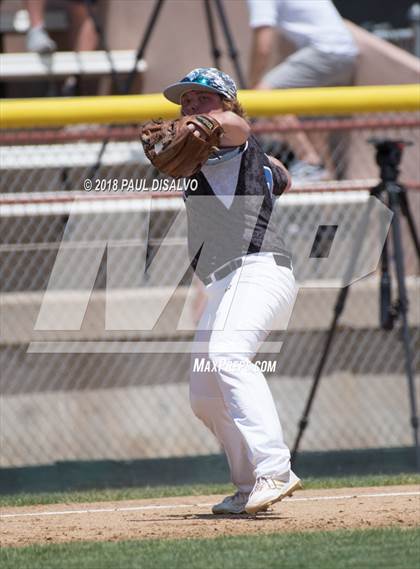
[163,82,231,104]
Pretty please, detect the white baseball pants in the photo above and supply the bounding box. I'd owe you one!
[189,253,297,493]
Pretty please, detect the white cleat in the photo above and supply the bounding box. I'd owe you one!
[245,471,302,515]
[212,491,250,514]
[212,491,269,515]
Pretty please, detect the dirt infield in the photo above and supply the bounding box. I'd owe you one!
[1,485,419,548]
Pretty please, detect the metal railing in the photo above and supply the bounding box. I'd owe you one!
[363,3,420,57]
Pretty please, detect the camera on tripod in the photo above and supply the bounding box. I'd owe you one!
[368,138,413,181]
[292,137,420,468]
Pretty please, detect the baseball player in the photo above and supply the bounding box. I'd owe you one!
[140,67,301,515]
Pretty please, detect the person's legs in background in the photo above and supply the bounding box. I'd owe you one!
[25,0,99,94]
[26,0,57,53]
[256,47,357,182]
[62,0,98,95]
[68,0,98,52]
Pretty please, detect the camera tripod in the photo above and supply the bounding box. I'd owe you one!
[86,0,246,180]
[123,0,246,94]
[291,139,420,470]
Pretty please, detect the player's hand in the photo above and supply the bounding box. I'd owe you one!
[187,123,205,139]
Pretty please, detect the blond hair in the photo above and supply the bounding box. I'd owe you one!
[222,98,248,120]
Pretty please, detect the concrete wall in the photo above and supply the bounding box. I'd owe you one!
[2,373,418,466]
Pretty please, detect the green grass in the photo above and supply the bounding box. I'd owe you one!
[1,528,419,569]
[0,473,419,508]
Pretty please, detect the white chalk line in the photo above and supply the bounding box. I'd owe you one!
[1,491,419,520]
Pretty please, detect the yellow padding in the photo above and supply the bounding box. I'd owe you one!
[1,84,419,128]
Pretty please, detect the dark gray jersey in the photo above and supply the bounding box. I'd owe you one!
[184,135,291,280]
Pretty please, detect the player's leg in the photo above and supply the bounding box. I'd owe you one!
[207,256,302,513]
[190,328,256,508]
[207,255,297,479]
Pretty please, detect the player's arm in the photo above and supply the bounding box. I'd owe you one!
[249,26,276,88]
[208,110,251,147]
[268,155,291,194]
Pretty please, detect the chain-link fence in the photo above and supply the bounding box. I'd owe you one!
[1,113,419,468]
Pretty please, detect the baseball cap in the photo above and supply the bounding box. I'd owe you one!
[163,67,237,104]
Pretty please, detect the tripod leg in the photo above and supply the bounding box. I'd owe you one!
[379,235,394,330]
[292,195,377,462]
[124,0,165,94]
[203,0,222,68]
[388,183,420,470]
[291,286,350,462]
[399,187,420,260]
[88,0,165,183]
[213,0,247,88]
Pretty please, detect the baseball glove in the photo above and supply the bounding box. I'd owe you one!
[139,114,224,179]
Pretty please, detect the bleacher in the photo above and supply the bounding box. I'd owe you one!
[0,4,146,97]
[0,50,147,81]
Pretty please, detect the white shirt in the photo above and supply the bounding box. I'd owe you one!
[201,148,244,209]
[247,0,359,57]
